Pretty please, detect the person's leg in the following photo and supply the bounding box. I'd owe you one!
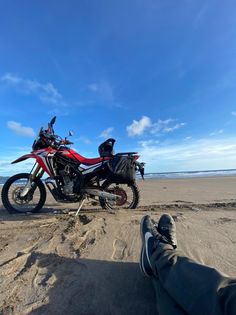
[151,278,188,315]
[140,215,187,315]
[151,243,236,315]
[140,214,236,315]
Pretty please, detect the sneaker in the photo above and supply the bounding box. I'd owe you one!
[157,214,177,249]
[139,214,177,277]
[139,215,156,277]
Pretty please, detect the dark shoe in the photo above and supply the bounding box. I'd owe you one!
[139,214,177,277]
[157,214,177,249]
[139,215,156,277]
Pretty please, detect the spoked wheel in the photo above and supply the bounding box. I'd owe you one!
[1,173,46,214]
[99,180,139,210]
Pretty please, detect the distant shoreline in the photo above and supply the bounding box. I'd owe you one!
[1,168,236,185]
[138,168,236,180]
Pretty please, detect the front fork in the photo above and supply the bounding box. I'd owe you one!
[20,163,45,198]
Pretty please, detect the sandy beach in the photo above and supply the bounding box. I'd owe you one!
[1,176,236,314]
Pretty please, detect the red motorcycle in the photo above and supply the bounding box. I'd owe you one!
[2,117,144,214]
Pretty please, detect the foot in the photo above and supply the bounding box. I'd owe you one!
[139,214,177,277]
[157,214,177,249]
[139,215,156,277]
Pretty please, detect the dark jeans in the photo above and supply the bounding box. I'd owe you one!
[150,243,236,315]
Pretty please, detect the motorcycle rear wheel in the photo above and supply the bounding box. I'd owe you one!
[1,173,46,214]
[99,180,139,210]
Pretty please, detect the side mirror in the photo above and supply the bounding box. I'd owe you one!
[50,116,56,126]
[65,130,74,141]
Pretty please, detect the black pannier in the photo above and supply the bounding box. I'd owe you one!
[107,155,136,184]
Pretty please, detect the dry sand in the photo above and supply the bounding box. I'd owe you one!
[1,176,236,314]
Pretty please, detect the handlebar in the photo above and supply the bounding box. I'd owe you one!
[33,117,74,150]
[59,139,74,146]
[40,130,74,148]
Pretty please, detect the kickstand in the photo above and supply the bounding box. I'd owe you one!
[75,197,86,216]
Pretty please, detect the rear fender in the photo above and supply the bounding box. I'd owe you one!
[11,154,36,164]
[135,160,145,179]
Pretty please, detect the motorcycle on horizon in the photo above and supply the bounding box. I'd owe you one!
[1,117,144,215]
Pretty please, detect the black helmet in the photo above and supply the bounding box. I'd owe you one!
[98,138,115,157]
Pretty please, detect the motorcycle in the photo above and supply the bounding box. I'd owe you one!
[2,117,144,214]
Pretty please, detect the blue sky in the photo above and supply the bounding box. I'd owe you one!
[1,0,236,176]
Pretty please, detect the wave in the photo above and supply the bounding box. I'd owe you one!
[1,169,236,185]
[139,169,236,179]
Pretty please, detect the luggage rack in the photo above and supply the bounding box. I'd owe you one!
[115,152,138,156]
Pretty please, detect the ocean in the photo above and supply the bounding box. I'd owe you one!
[139,169,236,179]
[1,169,236,186]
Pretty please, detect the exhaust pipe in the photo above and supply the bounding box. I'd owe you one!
[83,188,121,201]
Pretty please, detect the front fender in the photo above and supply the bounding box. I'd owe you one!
[11,154,36,164]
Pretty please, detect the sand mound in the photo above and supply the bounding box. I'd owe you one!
[0,212,156,314]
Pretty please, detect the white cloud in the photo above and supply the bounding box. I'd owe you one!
[138,139,159,148]
[7,121,35,137]
[127,116,152,136]
[88,83,99,92]
[88,80,114,102]
[210,129,224,136]
[0,148,34,176]
[137,137,236,172]
[150,118,174,134]
[99,127,114,138]
[184,136,192,141]
[1,73,66,106]
[151,120,185,134]
[0,159,33,176]
[127,116,185,137]
[75,136,92,144]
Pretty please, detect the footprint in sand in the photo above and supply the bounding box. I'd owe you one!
[215,217,236,225]
[172,212,185,222]
[112,239,127,260]
[33,269,56,288]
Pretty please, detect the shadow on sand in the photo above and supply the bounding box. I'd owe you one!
[20,252,157,315]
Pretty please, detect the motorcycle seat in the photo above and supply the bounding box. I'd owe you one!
[79,156,111,165]
[69,150,111,165]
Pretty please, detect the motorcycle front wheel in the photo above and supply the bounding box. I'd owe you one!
[1,173,46,214]
[99,180,139,210]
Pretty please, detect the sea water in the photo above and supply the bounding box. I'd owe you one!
[137,169,236,180]
[1,169,236,186]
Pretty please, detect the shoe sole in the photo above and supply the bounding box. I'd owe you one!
[139,247,147,276]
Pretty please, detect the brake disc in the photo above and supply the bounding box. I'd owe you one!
[111,187,128,206]
[12,187,32,205]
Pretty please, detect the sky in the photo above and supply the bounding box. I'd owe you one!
[1,0,236,176]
